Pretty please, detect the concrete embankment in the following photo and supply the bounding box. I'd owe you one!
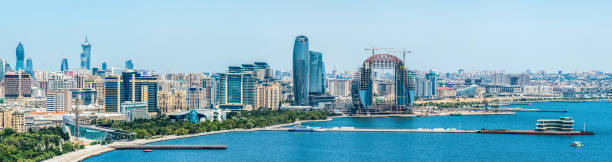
[44,118,333,162]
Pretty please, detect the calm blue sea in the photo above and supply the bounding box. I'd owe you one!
[85,102,612,161]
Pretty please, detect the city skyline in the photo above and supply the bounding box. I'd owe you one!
[2,1,612,74]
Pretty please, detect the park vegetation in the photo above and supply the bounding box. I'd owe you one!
[93,110,335,139]
[0,127,82,162]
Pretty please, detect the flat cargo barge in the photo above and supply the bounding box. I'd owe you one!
[478,129,594,135]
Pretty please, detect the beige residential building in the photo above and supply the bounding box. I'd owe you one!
[254,82,281,109]
[0,108,26,133]
[157,90,187,115]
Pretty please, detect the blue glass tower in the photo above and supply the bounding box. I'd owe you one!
[80,37,92,70]
[101,61,107,71]
[309,51,325,95]
[61,58,69,72]
[292,36,310,106]
[15,42,25,71]
[25,58,33,76]
[125,60,134,69]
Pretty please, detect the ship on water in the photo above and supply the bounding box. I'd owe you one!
[288,125,322,132]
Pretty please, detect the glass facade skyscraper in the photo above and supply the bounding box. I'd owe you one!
[125,60,134,69]
[25,58,33,76]
[105,71,158,114]
[15,42,25,71]
[292,35,310,106]
[102,61,107,71]
[309,51,325,95]
[80,37,92,70]
[61,58,69,72]
[218,66,255,110]
[0,58,6,81]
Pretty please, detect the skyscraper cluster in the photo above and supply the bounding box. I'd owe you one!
[292,35,327,106]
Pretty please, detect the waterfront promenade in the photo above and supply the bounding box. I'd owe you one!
[44,118,332,162]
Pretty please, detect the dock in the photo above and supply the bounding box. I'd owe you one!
[263,127,594,135]
[263,127,477,133]
[110,145,227,150]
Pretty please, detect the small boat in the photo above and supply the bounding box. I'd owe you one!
[143,149,154,152]
[288,125,321,132]
[570,141,584,147]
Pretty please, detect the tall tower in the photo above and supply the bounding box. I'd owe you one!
[309,51,325,95]
[61,58,69,72]
[125,60,134,69]
[101,61,107,71]
[292,35,310,106]
[15,42,25,71]
[80,37,92,70]
[25,58,33,76]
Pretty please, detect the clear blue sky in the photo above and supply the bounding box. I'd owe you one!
[1,0,611,73]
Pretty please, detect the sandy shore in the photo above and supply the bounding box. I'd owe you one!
[43,118,333,162]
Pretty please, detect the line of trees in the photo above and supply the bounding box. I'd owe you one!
[0,127,82,162]
[93,110,335,139]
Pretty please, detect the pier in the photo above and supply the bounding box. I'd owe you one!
[263,127,594,135]
[110,145,227,150]
[263,127,478,133]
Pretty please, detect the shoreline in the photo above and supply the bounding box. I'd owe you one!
[43,118,333,162]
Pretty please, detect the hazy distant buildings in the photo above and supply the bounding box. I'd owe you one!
[125,60,134,70]
[0,58,7,81]
[292,35,310,106]
[25,58,33,76]
[101,62,107,71]
[80,37,92,70]
[61,58,69,72]
[15,42,25,71]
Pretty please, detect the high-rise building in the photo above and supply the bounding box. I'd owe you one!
[292,35,310,106]
[187,87,206,109]
[309,51,325,95]
[218,67,255,110]
[327,79,351,97]
[25,58,33,76]
[0,58,6,81]
[254,82,281,109]
[105,71,158,114]
[61,58,69,72]
[157,90,187,115]
[125,60,134,69]
[48,74,77,91]
[46,90,72,112]
[4,71,31,98]
[80,37,92,70]
[15,42,25,71]
[101,62,107,71]
[425,70,438,97]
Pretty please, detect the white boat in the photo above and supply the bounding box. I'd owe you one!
[570,141,584,147]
